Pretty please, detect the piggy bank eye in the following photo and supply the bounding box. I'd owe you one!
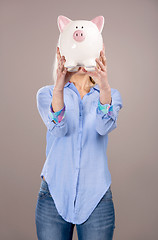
[81,26,83,28]
[76,26,78,28]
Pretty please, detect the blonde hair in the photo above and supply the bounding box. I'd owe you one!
[51,38,97,88]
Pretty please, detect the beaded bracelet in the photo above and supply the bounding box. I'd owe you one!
[98,99,113,115]
[49,103,66,124]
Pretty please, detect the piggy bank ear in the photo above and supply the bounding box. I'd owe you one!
[91,16,104,33]
[57,15,72,33]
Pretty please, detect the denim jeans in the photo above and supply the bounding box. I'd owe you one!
[35,178,115,240]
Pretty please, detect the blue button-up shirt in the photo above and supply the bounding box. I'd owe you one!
[36,81,123,224]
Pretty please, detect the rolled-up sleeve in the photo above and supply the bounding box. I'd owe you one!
[36,86,68,137]
[96,89,123,135]
[49,103,66,124]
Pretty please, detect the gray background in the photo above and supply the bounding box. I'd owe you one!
[1,0,158,239]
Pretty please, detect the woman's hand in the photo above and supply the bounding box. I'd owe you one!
[83,43,111,91]
[55,47,78,91]
[54,47,68,91]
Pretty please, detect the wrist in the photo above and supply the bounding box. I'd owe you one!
[99,88,111,105]
[100,85,111,92]
[53,86,64,94]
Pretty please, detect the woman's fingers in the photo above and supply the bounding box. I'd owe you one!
[99,43,106,66]
[95,57,106,72]
[98,53,102,70]
[102,43,105,54]
[57,47,60,62]
[98,43,106,69]
[57,47,61,62]
[58,56,64,67]
[57,57,64,72]
[57,55,67,76]
[100,50,107,66]
[57,47,67,73]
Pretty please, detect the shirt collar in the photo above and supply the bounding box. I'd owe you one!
[64,81,71,88]
[64,81,100,92]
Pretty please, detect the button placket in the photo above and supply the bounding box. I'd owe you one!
[77,102,83,151]
[71,87,94,216]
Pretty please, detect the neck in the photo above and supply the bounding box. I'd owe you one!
[69,74,92,92]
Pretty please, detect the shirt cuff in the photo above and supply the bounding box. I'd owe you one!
[98,98,113,115]
[49,103,66,124]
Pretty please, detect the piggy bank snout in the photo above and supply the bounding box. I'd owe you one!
[73,30,85,42]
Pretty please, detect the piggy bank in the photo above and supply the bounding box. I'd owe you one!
[57,15,104,72]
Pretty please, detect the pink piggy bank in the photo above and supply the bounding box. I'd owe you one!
[57,15,104,72]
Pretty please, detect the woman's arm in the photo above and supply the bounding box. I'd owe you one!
[36,86,68,137]
[96,88,123,135]
[99,87,112,105]
[52,87,64,112]
[49,87,66,124]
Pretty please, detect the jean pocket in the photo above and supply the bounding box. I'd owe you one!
[38,180,51,199]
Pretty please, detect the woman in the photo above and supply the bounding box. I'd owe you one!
[35,43,123,240]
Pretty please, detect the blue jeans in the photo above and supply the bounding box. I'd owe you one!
[35,178,115,240]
